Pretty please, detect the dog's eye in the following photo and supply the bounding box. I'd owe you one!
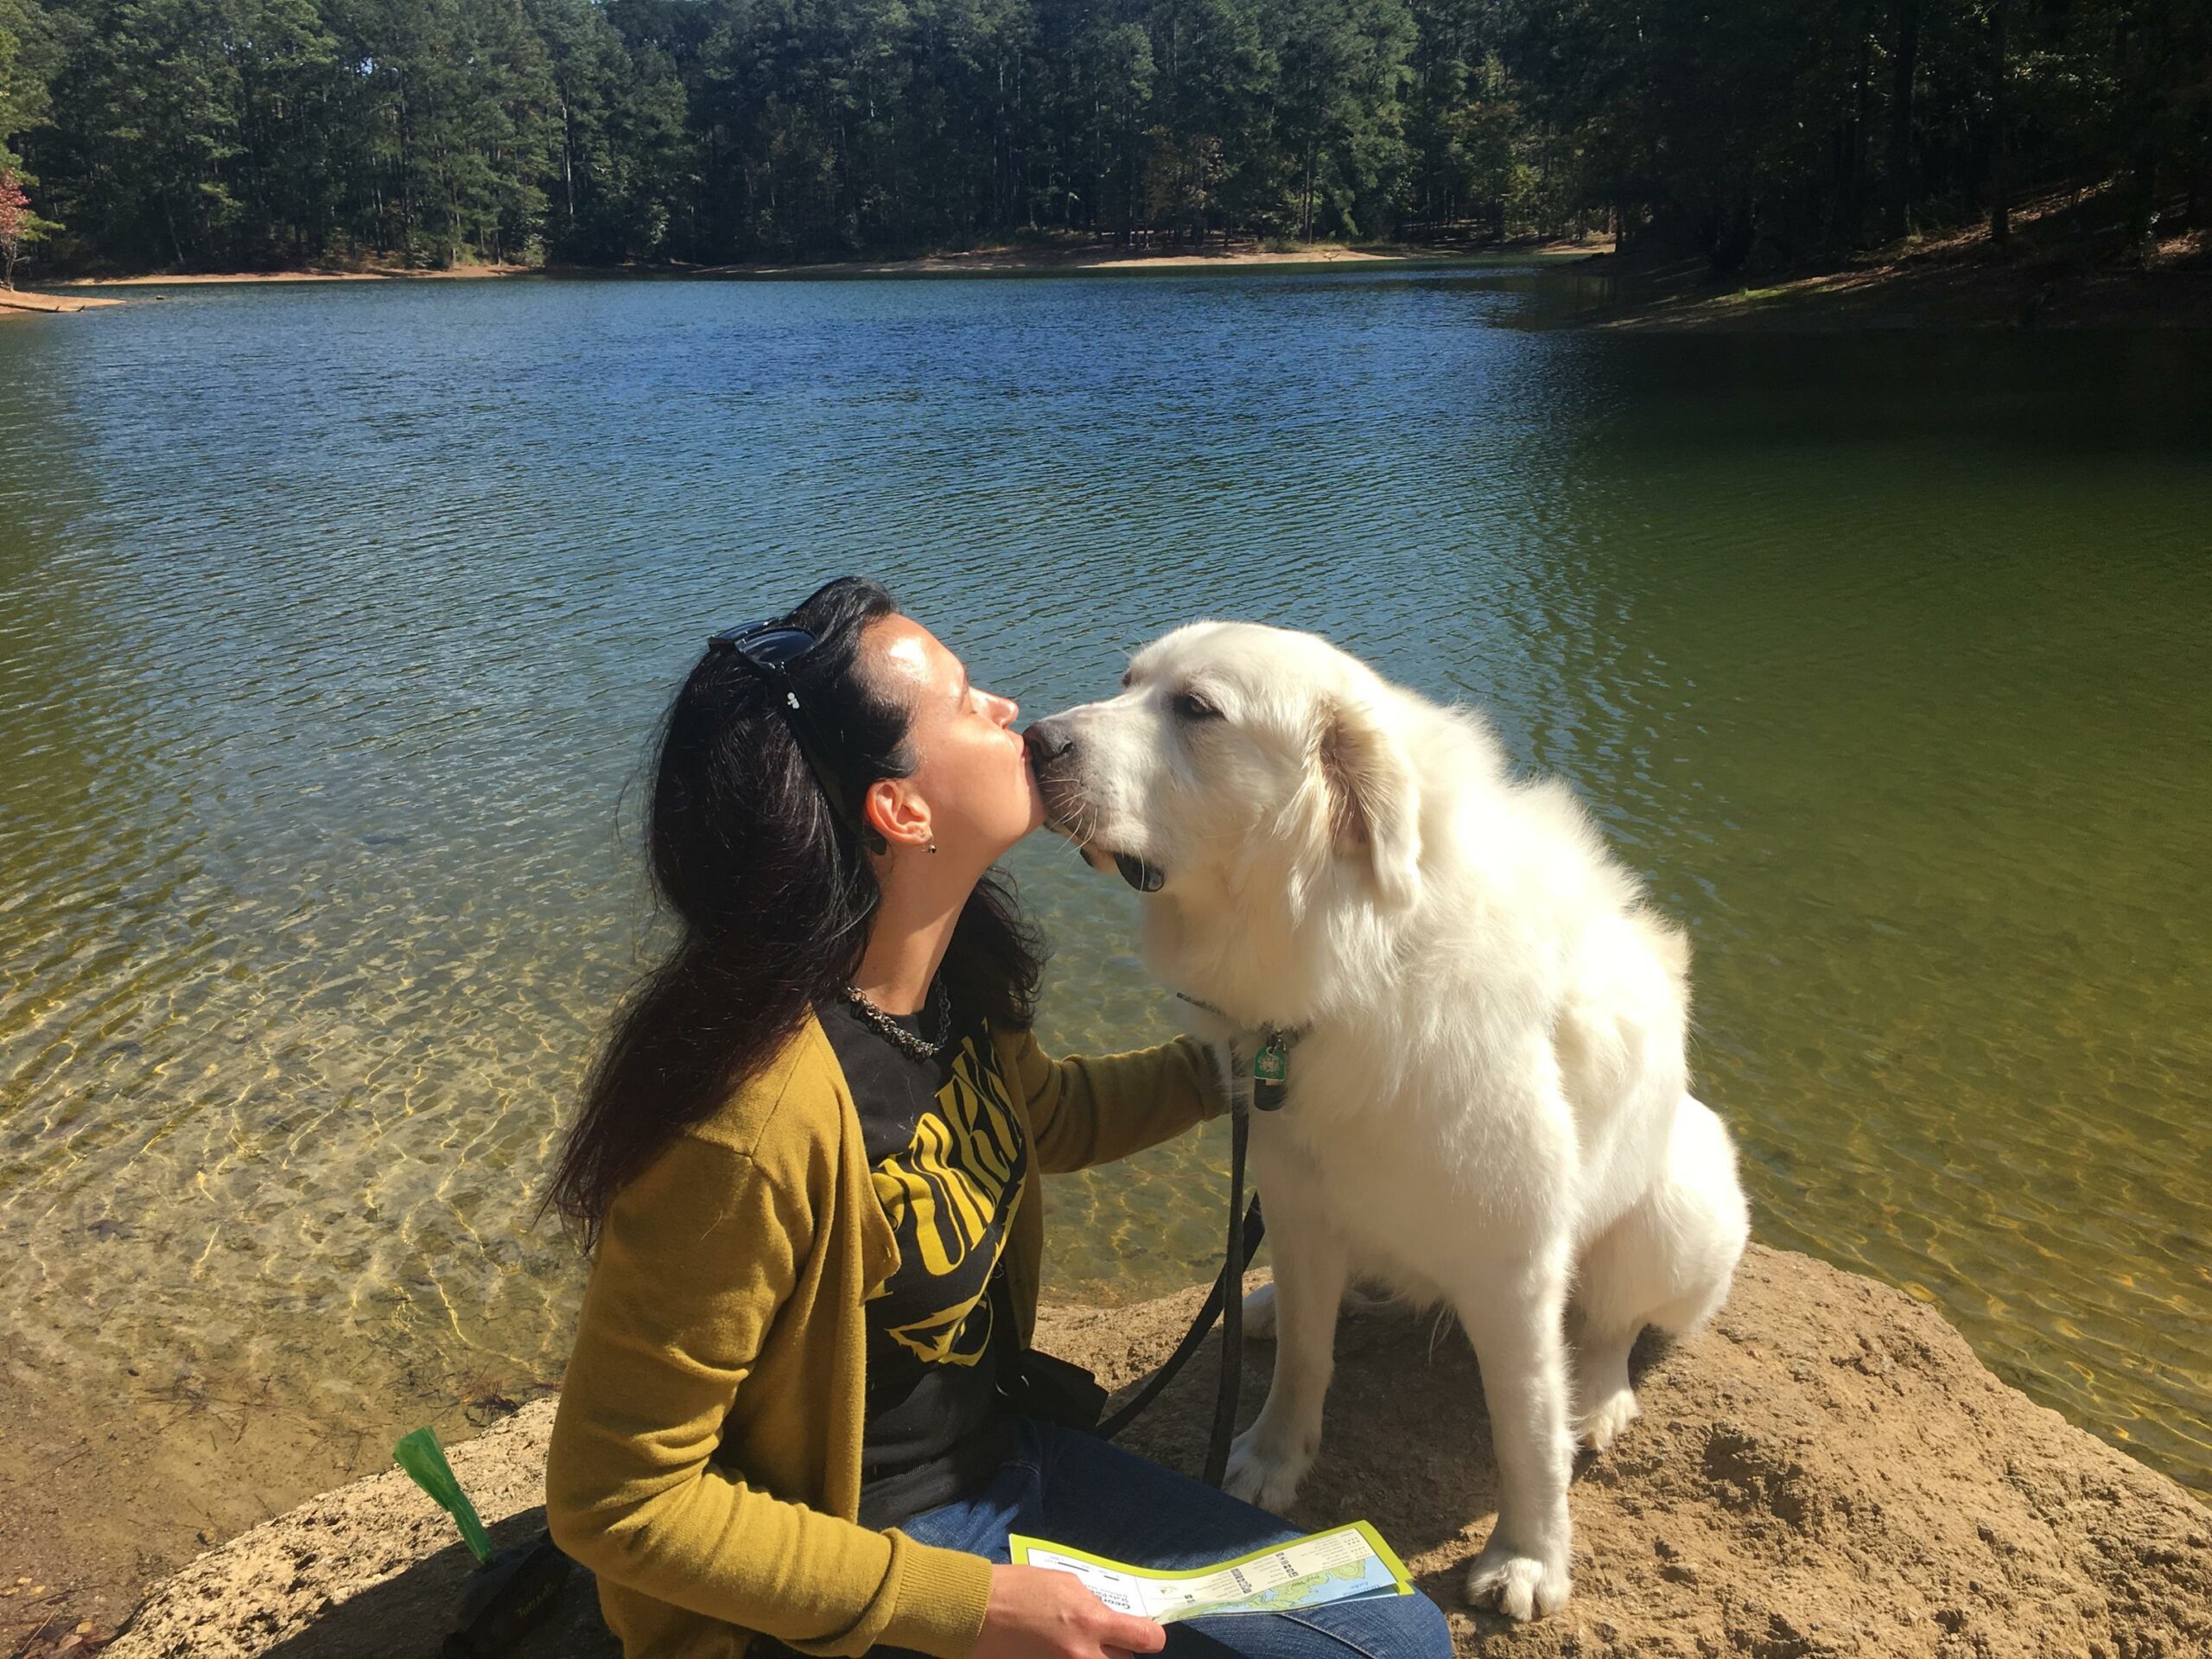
[1171,691,1222,722]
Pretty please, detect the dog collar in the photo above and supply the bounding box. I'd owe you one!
[1175,991,1306,1112]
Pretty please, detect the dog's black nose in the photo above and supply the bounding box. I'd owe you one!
[1024,720,1074,766]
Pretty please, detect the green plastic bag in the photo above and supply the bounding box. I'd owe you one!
[393,1427,495,1568]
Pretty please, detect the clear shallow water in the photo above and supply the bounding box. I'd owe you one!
[2,274,2208,1549]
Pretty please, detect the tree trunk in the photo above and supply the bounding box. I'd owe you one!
[1988,0,2009,245]
[1847,12,1872,242]
[2126,143,2158,247]
[1884,0,1922,242]
[562,93,576,226]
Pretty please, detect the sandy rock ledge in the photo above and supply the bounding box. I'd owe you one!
[108,1246,2211,1658]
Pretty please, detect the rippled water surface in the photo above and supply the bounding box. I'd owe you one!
[3,274,2208,1559]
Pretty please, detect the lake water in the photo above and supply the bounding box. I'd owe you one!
[3,270,2209,1577]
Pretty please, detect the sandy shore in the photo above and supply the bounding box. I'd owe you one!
[48,264,533,288]
[689,238,1609,277]
[77,1243,2211,1659]
[0,288,124,312]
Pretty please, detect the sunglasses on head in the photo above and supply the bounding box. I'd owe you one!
[709,619,862,830]
[709,620,819,672]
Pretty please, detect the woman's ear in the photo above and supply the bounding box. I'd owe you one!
[1317,694,1422,910]
[863,777,932,854]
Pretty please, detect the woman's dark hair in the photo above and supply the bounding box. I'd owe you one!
[544,575,1045,1246]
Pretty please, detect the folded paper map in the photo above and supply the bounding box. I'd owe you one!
[1008,1521,1413,1623]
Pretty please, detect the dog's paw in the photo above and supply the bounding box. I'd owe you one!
[1223,1427,1310,1514]
[1578,1384,1640,1452]
[1464,1539,1571,1621]
[1240,1281,1277,1341]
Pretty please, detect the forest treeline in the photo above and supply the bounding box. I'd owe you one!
[0,0,2206,276]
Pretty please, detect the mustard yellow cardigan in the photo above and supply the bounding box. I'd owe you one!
[545,1010,1221,1659]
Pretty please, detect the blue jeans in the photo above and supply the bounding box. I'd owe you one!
[891,1418,1452,1658]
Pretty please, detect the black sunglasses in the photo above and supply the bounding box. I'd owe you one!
[709,620,862,830]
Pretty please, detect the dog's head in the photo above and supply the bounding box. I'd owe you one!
[1025,622,1423,918]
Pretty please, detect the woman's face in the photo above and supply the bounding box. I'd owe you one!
[862,615,1042,865]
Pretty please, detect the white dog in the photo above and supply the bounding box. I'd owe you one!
[1026,622,1750,1621]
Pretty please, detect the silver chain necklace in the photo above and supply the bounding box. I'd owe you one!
[842,977,953,1061]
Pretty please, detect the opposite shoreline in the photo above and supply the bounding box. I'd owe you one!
[33,238,1606,291]
[15,211,2207,332]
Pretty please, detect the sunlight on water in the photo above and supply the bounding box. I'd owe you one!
[2,276,2208,1572]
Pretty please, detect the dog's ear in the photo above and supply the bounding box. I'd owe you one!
[1318,694,1421,909]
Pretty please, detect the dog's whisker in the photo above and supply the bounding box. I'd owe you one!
[1424,1303,1458,1363]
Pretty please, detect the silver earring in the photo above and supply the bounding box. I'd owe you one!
[928,841,938,854]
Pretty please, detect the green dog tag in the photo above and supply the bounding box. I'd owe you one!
[1252,1044,1288,1084]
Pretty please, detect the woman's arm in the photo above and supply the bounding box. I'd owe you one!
[543,1134,991,1658]
[1007,1030,1224,1175]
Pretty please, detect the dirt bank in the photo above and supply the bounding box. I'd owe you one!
[86,1245,2210,1658]
[1585,184,2210,332]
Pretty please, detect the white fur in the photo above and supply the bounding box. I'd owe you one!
[1030,623,1751,1622]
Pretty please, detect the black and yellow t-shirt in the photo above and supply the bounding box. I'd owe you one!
[822,990,1030,1528]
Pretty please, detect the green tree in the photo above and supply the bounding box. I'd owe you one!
[45,0,248,268]
[1039,6,1147,242]
[1271,0,1413,239]
[2,161,63,280]
[328,0,556,265]
[1143,0,1274,238]
[233,0,348,262]
[1,0,67,268]
[2,0,63,170]
[529,0,686,261]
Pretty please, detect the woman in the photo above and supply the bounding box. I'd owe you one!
[543,577,1453,1659]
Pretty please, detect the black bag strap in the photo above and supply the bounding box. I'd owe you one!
[989,1254,1109,1432]
[988,1255,1025,1388]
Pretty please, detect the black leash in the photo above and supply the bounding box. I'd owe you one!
[1205,1091,1251,1486]
[1097,1026,1296,1484]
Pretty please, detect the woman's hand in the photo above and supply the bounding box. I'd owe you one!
[973,1563,1167,1659]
